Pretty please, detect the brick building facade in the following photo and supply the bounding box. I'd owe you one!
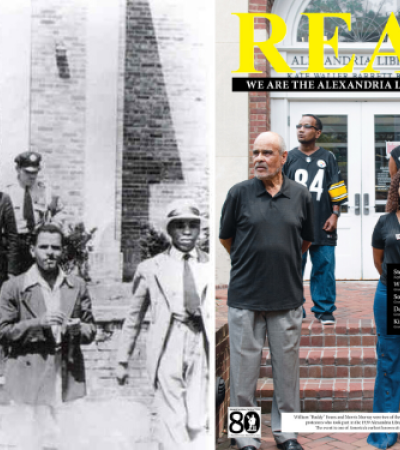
[1,0,209,282]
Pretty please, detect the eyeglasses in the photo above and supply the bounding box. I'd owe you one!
[296,124,319,130]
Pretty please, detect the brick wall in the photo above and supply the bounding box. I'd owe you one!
[30,0,87,222]
[28,0,209,280]
[146,0,209,234]
[121,0,184,280]
[84,319,154,404]
[121,0,209,280]
[248,0,273,179]
[115,0,127,247]
[216,323,230,439]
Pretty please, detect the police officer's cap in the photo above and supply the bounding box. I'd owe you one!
[15,151,42,173]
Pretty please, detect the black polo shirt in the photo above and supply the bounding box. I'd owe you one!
[219,175,314,311]
[372,212,400,286]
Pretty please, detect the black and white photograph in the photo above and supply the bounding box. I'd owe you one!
[0,1,212,449]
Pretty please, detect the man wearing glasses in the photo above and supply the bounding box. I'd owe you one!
[283,114,348,324]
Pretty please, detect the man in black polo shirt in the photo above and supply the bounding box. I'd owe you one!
[220,132,314,450]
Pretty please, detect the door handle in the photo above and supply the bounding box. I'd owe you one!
[364,193,369,215]
[355,193,360,215]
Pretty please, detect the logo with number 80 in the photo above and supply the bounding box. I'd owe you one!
[228,407,261,438]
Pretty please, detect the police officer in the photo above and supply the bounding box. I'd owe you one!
[7,151,64,275]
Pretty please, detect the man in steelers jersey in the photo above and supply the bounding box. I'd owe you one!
[283,114,348,324]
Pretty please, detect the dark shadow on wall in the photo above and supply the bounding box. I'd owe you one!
[121,0,183,281]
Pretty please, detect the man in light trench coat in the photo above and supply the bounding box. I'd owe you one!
[116,200,210,450]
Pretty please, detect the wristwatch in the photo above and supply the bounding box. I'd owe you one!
[332,210,340,218]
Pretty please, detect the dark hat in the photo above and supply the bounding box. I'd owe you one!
[15,151,42,173]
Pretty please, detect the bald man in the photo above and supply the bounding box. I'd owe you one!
[219,132,314,450]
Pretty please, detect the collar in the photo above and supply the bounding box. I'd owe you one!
[296,146,323,160]
[23,264,73,291]
[254,174,291,199]
[169,245,199,262]
[17,177,38,191]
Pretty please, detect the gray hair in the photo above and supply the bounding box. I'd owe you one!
[276,134,286,155]
[254,131,286,155]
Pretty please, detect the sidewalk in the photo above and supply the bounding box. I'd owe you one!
[216,281,377,329]
[0,400,158,449]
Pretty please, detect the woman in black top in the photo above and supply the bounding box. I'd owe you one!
[389,145,400,178]
[368,171,400,449]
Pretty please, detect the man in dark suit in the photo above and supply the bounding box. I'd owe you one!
[0,223,96,450]
[0,191,18,284]
[116,200,210,450]
[0,190,19,378]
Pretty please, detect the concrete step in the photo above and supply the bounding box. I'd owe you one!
[256,378,375,413]
[260,347,377,379]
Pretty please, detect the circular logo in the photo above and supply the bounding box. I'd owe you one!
[317,159,326,168]
[244,412,261,434]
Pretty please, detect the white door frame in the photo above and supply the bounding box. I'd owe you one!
[280,99,399,280]
[289,102,363,280]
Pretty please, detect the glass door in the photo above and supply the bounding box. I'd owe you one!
[361,105,400,279]
[290,102,362,280]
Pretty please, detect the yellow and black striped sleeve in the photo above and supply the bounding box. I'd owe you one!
[328,181,348,204]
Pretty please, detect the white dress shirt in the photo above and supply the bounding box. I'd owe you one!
[169,246,200,320]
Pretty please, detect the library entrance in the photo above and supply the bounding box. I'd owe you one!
[289,102,400,280]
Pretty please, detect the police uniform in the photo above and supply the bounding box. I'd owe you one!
[283,147,348,318]
[7,152,63,275]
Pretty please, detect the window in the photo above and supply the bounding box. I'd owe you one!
[297,0,400,42]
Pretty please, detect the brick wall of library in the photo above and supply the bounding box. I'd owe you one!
[248,0,273,179]
[83,319,154,404]
[216,324,230,439]
[121,0,209,280]
[30,0,86,221]
[121,0,181,280]
[27,0,208,280]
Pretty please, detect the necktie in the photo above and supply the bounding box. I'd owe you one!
[183,253,200,316]
[23,187,35,231]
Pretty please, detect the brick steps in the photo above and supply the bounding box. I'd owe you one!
[261,347,377,379]
[259,318,378,412]
[256,378,375,412]
[265,319,377,348]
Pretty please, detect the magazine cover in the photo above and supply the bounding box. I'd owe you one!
[0,1,212,449]
[216,1,400,449]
